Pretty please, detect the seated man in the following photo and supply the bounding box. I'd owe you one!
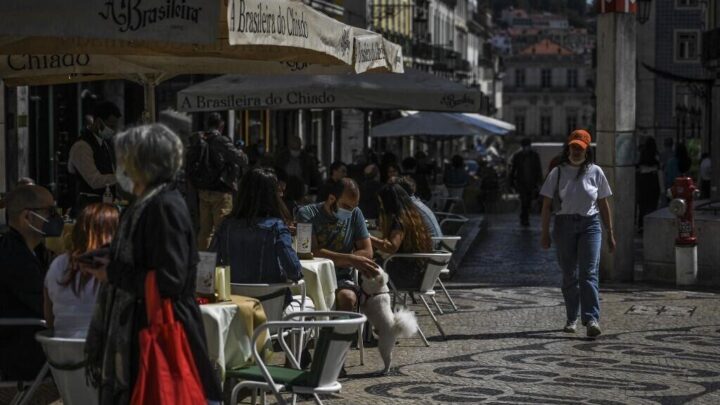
[296,178,378,311]
[391,176,443,238]
[0,185,61,380]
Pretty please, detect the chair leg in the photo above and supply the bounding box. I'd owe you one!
[437,279,459,311]
[358,322,365,366]
[416,324,430,347]
[420,295,446,339]
[431,294,444,315]
[313,393,324,405]
[17,363,49,405]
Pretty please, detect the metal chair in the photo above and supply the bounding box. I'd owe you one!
[431,236,462,313]
[231,281,307,361]
[35,331,97,405]
[434,212,470,236]
[383,252,453,347]
[0,319,49,405]
[227,311,366,405]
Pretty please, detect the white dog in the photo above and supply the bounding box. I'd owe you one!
[360,269,418,374]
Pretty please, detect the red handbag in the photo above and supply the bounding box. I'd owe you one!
[131,271,206,405]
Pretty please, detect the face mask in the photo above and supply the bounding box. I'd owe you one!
[97,120,115,140]
[335,206,353,221]
[290,150,301,158]
[116,166,135,193]
[27,210,64,237]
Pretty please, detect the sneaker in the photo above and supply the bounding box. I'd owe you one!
[563,319,578,333]
[587,320,602,337]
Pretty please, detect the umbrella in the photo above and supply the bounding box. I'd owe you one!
[0,0,404,119]
[176,68,481,112]
[370,112,480,139]
[370,111,514,139]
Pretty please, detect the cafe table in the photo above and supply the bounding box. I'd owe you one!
[199,295,271,382]
[298,258,337,312]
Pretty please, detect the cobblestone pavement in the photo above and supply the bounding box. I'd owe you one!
[292,214,720,405]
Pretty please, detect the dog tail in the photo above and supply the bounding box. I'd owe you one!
[392,308,418,338]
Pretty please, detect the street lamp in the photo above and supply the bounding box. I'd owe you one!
[637,0,652,24]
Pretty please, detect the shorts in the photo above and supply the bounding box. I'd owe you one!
[335,269,361,299]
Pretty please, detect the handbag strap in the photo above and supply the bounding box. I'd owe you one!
[145,271,175,326]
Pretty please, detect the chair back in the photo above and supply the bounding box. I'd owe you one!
[419,252,452,292]
[432,236,461,253]
[230,283,291,322]
[35,330,98,405]
[303,313,364,388]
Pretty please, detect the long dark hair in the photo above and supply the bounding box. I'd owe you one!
[638,137,659,166]
[61,203,119,296]
[676,142,691,174]
[377,184,432,254]
[558,143,594,179]
[231,168,291,225]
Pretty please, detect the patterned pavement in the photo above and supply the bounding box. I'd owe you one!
[298,214,720,405]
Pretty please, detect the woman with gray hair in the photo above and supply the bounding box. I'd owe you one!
[83,124,222,404]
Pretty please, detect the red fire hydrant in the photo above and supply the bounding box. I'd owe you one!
[667,177,701,285]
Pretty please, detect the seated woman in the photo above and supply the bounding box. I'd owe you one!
[370,184,432,289]
[212,168,303,289]
[43,203,119,338]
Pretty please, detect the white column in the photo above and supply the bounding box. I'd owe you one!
[596,13,637,281]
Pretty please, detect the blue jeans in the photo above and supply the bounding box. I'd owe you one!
[553,214,602,324]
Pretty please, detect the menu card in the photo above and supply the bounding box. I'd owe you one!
[296,223,313,260]
[196,252,217,296]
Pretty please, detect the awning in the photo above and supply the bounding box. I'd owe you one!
[0,0,404,74]
[370,111,514,138]
[177,68,482,112]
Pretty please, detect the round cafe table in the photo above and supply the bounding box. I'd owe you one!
[298,258,337,311]
[199,295,271,383]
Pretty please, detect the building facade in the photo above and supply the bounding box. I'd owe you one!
[502,39,594,141]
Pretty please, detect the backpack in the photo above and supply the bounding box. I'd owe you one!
[186,132,223,190]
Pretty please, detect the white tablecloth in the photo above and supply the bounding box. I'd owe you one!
[299,258,337,311]
[200,296,270,381]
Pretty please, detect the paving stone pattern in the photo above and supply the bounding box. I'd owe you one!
[292,214,720,405]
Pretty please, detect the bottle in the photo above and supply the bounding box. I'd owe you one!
[102,186,113,204]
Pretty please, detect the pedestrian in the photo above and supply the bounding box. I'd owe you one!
[698,153,711,199]
[359,163,383,220]
[317,161,347,202]
[540,129,616,338]
[509,138,543,226]
[83,124,222,404]
[187,112,248,251]
[402,157,432,201]
[275,136,321,203]
[636,137,662,232]
[370,184,433,289]
[211,168,303,290]
[443,155,469,211]
[663,142,692,192]
[67,101,121,217]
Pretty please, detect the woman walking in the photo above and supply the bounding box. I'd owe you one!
[83,124,222,404]
[539,130,616,337]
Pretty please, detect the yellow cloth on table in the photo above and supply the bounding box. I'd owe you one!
[228,295,272,361]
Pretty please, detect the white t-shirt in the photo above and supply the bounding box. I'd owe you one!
[44,253,99,338]
[540,164,612,216]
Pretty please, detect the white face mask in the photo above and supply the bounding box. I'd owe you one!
[99,123,114,140]
[116,166,135,193]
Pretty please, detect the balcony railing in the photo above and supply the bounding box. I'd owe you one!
[302,0,344,18]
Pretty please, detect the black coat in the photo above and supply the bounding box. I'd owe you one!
[0,228,49,379]
[106,187,222,401]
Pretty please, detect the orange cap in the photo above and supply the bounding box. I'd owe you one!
[568,129,591,150]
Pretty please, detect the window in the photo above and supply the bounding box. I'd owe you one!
[566,112,578,135]
[515,68,525,87]
[567,69,578,88]
[676,0,699,8]
[675,31,700,61]
[541,69,552,88]
[514,112,526,135]
[540,114,552,137]
[673,84,703,114]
